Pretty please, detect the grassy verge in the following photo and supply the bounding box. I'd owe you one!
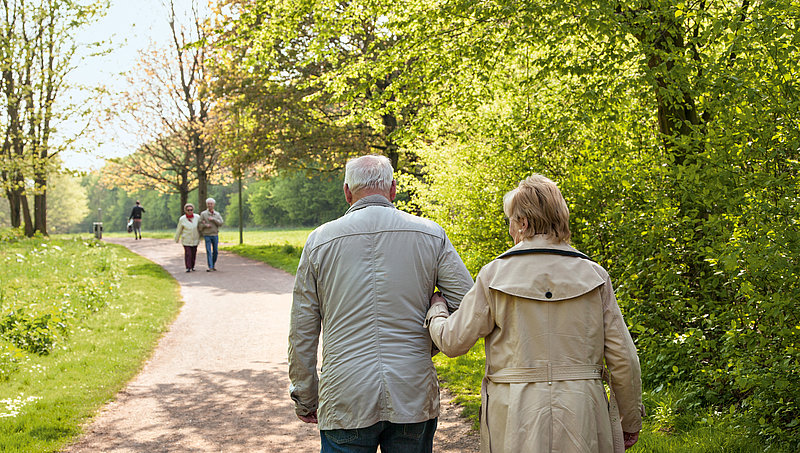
[223,243,303,274]
[0,230,181,452]
[218,228,310,274]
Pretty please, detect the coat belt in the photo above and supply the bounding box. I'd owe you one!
[486,363,624,452]
[486,364,603,384]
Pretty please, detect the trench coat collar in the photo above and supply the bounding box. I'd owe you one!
[345,194,396,215]
[493,235,604,301]
[510,234,570,252]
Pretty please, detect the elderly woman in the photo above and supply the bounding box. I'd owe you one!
[427,175,644,453]
[174,203,200,272]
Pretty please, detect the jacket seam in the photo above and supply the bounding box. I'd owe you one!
[368,233,389,417]
[307,228,446,254]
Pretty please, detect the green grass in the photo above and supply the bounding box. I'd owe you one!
[217,228,312,247]
[0,232,181,452]
[433,340,485,430]
[223,243,304,274]
[219,228,311,274]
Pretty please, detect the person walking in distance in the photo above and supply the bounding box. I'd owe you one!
[174,203,200,272]
[198,197,223,272]
[128,200,146,240]
[288,154,474,453]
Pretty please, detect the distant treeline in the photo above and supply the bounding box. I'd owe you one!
[78,171,348,233]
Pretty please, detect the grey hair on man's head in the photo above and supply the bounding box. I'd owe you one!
[344,155,394,194]
[206,197,216,204]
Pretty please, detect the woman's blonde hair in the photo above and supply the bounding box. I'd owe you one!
[503,174,571,243]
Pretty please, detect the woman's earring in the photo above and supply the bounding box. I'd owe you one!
[518,229,523,233]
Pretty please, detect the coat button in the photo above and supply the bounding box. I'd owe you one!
[545,291,553,299]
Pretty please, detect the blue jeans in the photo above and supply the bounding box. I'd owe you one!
[204,235,219,269]
[320,418,437,453]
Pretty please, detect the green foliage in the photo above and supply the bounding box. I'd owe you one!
[245,172,347,227]
[403,0,800,447]
[0,228,25,243]
[0,0,107,236]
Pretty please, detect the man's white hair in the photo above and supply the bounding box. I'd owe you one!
[344,155,394,194]
[206,197,216,204]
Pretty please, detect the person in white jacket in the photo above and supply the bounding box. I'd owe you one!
[289,155,474,453]
[174,203,201,272]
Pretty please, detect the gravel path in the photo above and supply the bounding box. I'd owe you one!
[63,237,478,452]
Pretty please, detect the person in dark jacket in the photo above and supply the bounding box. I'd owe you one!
[128,201,146,240]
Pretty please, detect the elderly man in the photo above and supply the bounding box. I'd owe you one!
[198,197,224,271]
[288,155,473,453]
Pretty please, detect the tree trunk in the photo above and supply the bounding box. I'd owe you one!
[34,175,48,236]
[641,14,704,165]
[180,190,188,217]
[197,166,208,212]
[6,189,21,228]
[20,192,33,237]
[638,11,713,287]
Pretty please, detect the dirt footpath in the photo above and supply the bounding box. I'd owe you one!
[63,237,478,453]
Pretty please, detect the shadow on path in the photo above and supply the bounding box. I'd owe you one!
[71,367,317,452]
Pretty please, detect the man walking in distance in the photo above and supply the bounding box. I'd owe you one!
[198,197,224,272]
[289,155,474,453]
[128,200,146,240]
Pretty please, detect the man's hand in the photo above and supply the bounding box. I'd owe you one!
[623,431,639,449]
[298,411,318,424]
[430,291,446,308]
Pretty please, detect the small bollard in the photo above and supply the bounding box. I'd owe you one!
[93,222,103,239]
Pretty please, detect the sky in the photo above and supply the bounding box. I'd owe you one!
[61,0,206,171]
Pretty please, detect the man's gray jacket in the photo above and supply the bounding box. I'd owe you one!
[288,194,474,430]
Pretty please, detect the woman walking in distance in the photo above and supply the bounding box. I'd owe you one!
[175,203,200,272]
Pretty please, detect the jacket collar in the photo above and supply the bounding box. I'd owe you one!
[345,194,395,215]
[492,235,603,301]
[508,234,569,252]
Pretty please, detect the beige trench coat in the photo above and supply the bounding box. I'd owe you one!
[427,236,643,453]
